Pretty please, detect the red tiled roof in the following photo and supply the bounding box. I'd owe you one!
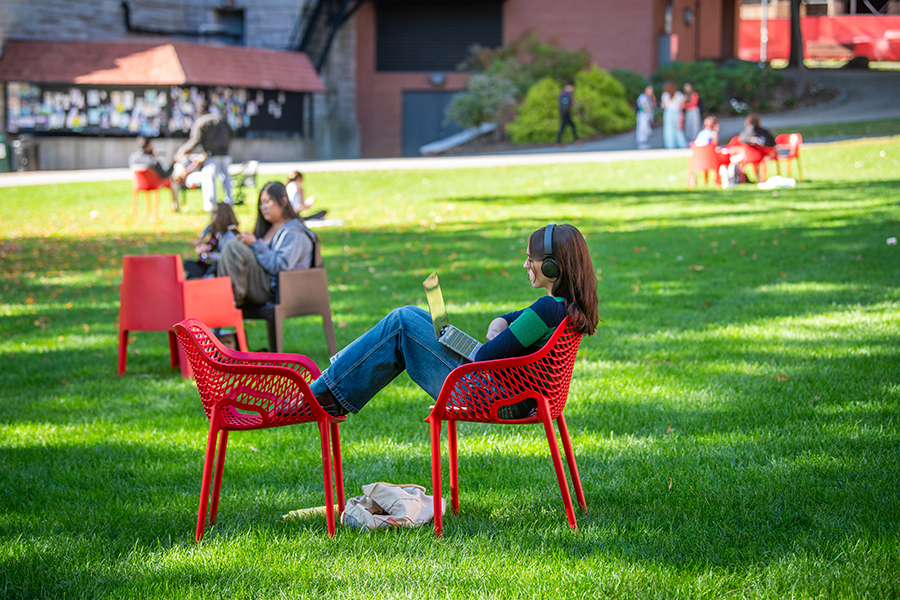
[0,39,326,93]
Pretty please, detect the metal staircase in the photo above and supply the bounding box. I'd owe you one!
[291,0,367,72]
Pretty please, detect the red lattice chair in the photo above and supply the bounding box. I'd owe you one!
[173,318,346,541]
[118,255,248,378]
[132,168,176,217]
[688,142,730,188]
[774,133,803,181]
[426,319,585,537]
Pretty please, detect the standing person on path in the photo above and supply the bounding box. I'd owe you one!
[661,81,687,149]
[683,82,702,142]
[175,99,234,212]
[636,85,656,150]
[555,82,579,147]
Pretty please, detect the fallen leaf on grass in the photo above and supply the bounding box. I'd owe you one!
[665,425,674,436]
[777,374,788,381]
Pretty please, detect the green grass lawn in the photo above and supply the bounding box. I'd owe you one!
[1,137,899,598]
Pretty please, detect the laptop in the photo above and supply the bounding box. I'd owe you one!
[423,271,483,362]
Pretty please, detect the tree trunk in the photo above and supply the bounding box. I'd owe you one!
[788,0,807,97]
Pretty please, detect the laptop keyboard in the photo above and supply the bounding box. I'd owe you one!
[443,327,478,356]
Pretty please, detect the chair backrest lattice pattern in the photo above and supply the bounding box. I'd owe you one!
[175,320,322,431]
[436,320,582,424]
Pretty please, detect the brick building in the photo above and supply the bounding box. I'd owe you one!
[356,0,739,157]
[0,0,739,167]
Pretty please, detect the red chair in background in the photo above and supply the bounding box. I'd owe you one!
[774,133,803,181]
[132,168,176,217]
[118,255,248,378]
[173,318,345,541]
[688,142,729,188]
[720,136,774,183]
[426,319,585,537]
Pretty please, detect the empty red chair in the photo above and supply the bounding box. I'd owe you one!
[688,142,729,188]
[173,318,345,541]
[774,133,803,181]
[118,255,248,378]
[426,319,585,536]
[132,168,175,217]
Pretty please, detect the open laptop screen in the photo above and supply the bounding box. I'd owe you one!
[423,271,450,338]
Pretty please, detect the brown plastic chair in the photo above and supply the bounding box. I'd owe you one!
[241,242,337,355]
[118,255,248,378]
[173,318,345,541]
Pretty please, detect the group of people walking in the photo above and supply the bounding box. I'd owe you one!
[636,81,702,150]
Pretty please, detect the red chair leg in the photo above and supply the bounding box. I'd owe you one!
[235,320,249,353]
[209,430,229,525]
[538,400,577,530]
[196,417,220,543]
[170,331,193,378]
[330,420,345,513]
[429,416,443,537]
[168,330,180,369]
[556,414,586,512]
[118,328,129,376]
[448,420,459,516]
[317,419,336,537]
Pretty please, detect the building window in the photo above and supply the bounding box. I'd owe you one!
[376,1,503,72]
[215,8,245,45]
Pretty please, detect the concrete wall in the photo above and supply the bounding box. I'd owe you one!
[32,136,315,171]
[0,0,361,164]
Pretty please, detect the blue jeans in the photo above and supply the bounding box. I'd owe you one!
[309,306,468,414]
[201,155,233,209]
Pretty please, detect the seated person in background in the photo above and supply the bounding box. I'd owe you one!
[692,116,732,187]
[694,116,722,147]
[183,204,240,279]
[286,171,327,221]
[129,136,178,209]
[172,151,207,211]
[217,182,315,307]
[738,113,776,149]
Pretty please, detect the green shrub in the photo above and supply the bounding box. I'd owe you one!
[655,60,728,113]
[574,67,637,138]
[507,66,636,144]
[654,60,783,114]
[460,31,591,99]
[445,74,518,129]
[505,78,561,143]
[611,68,649,107]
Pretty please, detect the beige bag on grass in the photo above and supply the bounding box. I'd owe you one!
[341,482,446,530]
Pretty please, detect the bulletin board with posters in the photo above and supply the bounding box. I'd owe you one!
[5,82,308,138]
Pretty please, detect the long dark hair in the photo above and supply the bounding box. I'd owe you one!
[529,224,599,336]
[210,203,239,237]
[253,181,300,239]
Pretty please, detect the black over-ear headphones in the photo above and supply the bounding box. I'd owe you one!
[541,224,560,279]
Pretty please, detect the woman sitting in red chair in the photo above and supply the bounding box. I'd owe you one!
[303,224,600,419]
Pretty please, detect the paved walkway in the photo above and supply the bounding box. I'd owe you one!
[1,68,898,189]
